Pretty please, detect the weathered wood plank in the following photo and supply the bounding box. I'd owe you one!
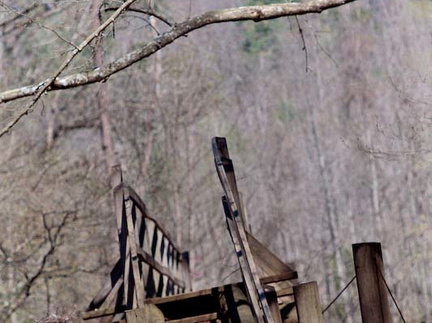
[125,305,165,323]
[145,287,217,305]
[353,242,392,323]
[264,286,283,323]
[247,232,297,280]
[124,195,145,307]
[293,282,324,323]
[82,306,124,320]
[221,197,267,323]
[213,137,274,323]
[136,244,185,288]
[86,259,122,310]
[275,287,294,297]
[260,272,298,285]
[127,186,182,253]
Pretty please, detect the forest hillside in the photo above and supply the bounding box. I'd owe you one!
[0,0,431,322]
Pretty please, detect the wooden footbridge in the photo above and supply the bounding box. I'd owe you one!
[81,138,399,323]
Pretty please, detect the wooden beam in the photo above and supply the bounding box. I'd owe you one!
[264,286,283,323]
[275,287,294,297]
[246,232,297,280]
[86,259,122,310]
[124,196,145,307]
[293,282,324,323]
[126,185,183,253]
[260,272,298,285]
[125,305,165,323]
[213,137,274,323]
[136,244,185,288]
[353,242,392,323]
[144,288,214,305]
[82,306,126,320]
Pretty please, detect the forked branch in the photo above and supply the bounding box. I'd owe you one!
[0,0,356,137]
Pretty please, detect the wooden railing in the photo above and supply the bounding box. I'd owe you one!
[82,167,190,321]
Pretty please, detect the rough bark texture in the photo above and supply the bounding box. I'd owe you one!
[0,0,355,104]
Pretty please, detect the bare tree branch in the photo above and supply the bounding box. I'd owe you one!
[105,6,173,27]
[0,211,74,321]
[0,2,39,29]
[0,2,77,49]
[0,0,139,138]
[0,0,355,109]
[0,0,356,139]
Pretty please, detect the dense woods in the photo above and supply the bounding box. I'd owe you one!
[0,0,431,322]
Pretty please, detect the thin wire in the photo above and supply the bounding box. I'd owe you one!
[379,269,407,323]
[322,275,356,314]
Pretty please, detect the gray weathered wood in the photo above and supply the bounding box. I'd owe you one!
[265,286,283,323]
[213,137,274,323]
[125,305,164,323]
[353,242,392,323]
[83,167,192,319]
[86,259,122,310]
[293,282,324,323]
[135,244,185,288]
[124,196,145,307]
[247,232,297,280]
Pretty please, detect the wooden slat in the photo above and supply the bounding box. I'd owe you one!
[82,278,125,320]
[264,286,283,323]
[294,282,324,323]
[260,272,298,285]
[213,137,273,323]
[124,196,145,307]
[125,305,165,323]
[86,259,122,310]
[247,232,297,280]
[275,287,294,297]
[221,196,266,322]
[353,243,391,323]
[123,229,132,308]
[101,276,124,310]
[136,244,185,288]
[126,186,182,253]
[82,306,125,320]
[144,286,217,305]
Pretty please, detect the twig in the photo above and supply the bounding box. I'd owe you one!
[0,0,356,136]
[0,0,138,138]
[0,2,77,49]
[105,6,173,27]
[294,16,309,72]
[0,2,39,29]
[311,26,339,68]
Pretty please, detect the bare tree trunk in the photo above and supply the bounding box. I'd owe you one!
[310,59,351,321]
[92,1,116,173]
[139,16,160,193]
[362,114,382,238]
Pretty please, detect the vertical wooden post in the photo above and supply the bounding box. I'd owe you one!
[125,305,164,323]
[294,282,324,323]
[353,242,392,323]
[264,285,283,323]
